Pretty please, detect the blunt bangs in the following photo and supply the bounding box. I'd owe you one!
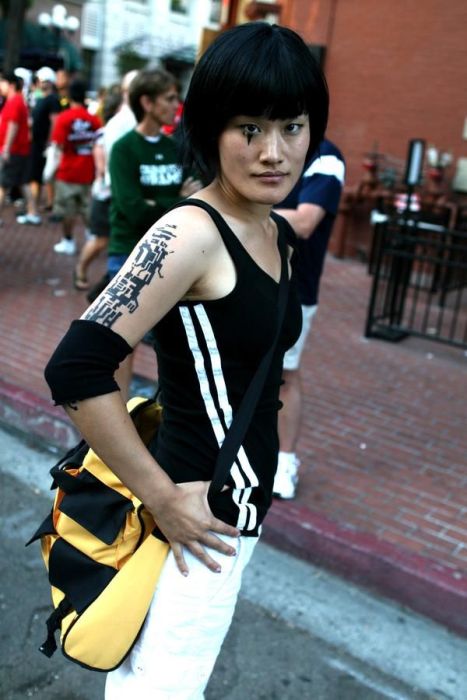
[182,23,329,181]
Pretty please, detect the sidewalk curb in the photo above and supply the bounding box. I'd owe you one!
[0,378,79,449]
[1,379,466,637]
[264,503,467,638]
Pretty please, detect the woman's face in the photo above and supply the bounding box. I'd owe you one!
[217,114,310,206]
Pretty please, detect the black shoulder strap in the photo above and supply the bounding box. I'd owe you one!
[170,199,289,495]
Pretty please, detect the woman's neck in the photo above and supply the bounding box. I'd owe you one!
[203,179,273,227]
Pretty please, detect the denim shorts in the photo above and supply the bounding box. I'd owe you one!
[107,254,129,279]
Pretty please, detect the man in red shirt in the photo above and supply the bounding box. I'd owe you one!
[47,78,101,255]
[0,72,30,222]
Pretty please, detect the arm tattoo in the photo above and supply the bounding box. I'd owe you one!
[84,225,177,327]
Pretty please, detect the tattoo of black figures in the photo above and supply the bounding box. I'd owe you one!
[84,225,177,327]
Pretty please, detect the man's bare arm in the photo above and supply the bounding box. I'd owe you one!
[275,202,326,239]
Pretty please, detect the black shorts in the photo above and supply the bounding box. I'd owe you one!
[27,143,46,183]
[0,154,29,188]
[89,197,111,237]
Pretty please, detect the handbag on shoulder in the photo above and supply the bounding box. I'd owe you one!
[27,396,168,672]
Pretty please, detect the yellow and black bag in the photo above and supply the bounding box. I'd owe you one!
[27,396,169,672]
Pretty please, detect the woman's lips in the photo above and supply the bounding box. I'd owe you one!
[253,171,287,184]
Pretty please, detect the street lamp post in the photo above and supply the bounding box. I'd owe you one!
[38,4,80,68]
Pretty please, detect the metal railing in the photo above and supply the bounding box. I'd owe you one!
[365,217,467,349]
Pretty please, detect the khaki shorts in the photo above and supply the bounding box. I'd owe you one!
[54,180,91,222]
[283,304,318,371]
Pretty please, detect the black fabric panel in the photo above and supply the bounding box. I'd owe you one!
[26,510,55,546]
[48,538,116,613]
[51,439,88,473]
[58,469,133,545]
[44,319,133,405]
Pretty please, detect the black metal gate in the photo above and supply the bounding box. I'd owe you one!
[365,218,467,349]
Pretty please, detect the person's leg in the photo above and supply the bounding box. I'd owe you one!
[0,185,6,221]
[63,214,76,240]
[17,149,44,224]
[278,368,302,454]
[73,190,108,290]
[53,182,77,254]
[105,535,258,700]
[274,304,318,499]
[30,180,41,209]
[16,182,42,224]
[45,181,56,213]
[74,236,108,289]
[1,157,22,222]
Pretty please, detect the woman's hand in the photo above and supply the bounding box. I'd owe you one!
[148,480,239,576]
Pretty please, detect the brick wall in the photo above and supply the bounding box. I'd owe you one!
[283,0,467,186]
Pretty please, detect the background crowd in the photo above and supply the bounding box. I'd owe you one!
[0,65,189,296]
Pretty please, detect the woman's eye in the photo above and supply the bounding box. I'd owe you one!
[240,124,260,137]
[286,123,302,134]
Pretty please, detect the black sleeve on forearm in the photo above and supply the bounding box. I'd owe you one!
[44,319,133,405]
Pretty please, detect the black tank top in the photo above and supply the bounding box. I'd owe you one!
[151,199,302,536]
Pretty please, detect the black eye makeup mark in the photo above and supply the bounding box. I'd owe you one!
[84,225,177,328]
[240,123,257,145]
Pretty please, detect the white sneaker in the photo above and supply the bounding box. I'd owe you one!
[54,238,76,255]
[16,213,42,225]
[273,454,300,500]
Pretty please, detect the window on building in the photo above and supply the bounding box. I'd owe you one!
[209,0,221,23]
[170,0,189,14]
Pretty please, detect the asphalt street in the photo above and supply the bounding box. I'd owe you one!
[1,426,466,700]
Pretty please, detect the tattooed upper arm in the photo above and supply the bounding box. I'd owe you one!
[84,223,178,328]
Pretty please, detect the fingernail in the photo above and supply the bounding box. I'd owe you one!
[215,566,221,573]
[230,549,237,557]
[182,570,189,577]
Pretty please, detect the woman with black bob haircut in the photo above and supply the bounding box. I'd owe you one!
[183,21,328,182]
[44,21,329,699]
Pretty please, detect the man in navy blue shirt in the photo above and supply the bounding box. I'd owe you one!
[273,138,345,499]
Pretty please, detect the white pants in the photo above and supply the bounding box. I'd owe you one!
[282,304,318,371]
[105,534,258,699]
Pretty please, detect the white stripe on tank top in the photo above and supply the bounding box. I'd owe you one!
[179,304,258,532]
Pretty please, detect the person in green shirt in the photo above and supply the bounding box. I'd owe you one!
[108,68,201,266]
[107,69,202,394]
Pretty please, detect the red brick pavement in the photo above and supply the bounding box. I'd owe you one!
[1,206,466,633]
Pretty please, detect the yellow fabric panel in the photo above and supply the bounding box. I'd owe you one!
[62,534,169,671]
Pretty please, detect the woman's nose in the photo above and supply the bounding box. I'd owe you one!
[260,131,283,163]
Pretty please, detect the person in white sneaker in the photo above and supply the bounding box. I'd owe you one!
[273,138,345,499]
[45,78,101,255]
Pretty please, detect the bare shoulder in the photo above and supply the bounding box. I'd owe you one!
[149,201,223,257]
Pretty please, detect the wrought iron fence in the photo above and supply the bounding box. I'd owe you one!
[365,217,467,349]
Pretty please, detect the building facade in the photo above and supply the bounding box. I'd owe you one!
[80,0,224,90]
[281,0,467,193]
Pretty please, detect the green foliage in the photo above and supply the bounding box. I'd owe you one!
[116,48,148,77]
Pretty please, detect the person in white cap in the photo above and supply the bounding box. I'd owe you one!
[17,66,61,225]
[14,67,32,100]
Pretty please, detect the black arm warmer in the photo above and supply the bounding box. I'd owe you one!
[44,320,133,405]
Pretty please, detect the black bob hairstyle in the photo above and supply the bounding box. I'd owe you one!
[182,22,329,182]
